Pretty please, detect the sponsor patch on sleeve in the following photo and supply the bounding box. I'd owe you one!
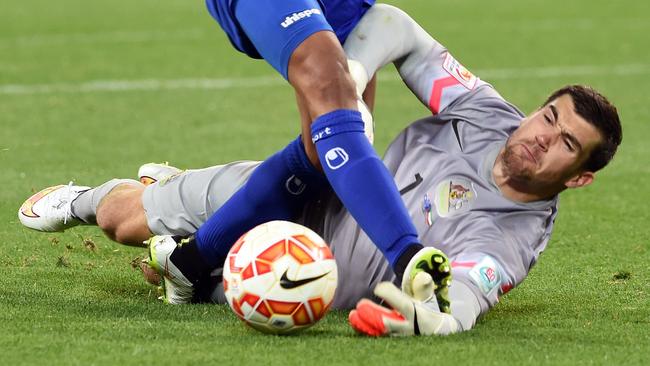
[442,52,478,90]
[468,255,501,295]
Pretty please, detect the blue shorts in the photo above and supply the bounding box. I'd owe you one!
[206,0,374,79]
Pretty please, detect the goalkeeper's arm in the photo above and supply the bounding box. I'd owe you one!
[350,255,509,336]
[344,4,482,114]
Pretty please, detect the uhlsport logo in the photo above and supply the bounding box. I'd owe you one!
[311,127,331,143]
[325,147,349,170]
[281,8,322,28]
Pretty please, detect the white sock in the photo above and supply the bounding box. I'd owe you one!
[71,179,141,224]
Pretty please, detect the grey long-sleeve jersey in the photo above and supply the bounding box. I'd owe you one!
[142,84,558,316]
[318,85,558,310]
[318,4,559,312]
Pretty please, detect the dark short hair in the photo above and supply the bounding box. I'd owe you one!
[543,85,622,172]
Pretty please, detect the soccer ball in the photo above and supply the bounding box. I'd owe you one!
[222,220,338,334]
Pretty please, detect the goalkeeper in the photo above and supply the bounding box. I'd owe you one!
[18,5,621,336]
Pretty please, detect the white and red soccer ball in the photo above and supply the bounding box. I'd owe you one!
[222,220,338,334]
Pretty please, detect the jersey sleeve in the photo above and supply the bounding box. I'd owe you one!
[396,46,486,115]
[452,203,558,301]
[343,4,487,115]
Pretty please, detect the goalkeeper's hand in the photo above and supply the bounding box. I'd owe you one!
[349,272,460,336]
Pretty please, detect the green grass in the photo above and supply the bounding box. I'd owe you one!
[1,0,649,364]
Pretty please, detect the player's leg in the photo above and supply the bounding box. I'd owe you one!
[189,136,328,269]
[99,162,263,298]
[170,2,336,280]
[272,3,424,280]
[18,179,142,236]
[18,162,261,247]
[189,1,423,296]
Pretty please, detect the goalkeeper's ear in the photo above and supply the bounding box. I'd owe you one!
[564,171,594,189]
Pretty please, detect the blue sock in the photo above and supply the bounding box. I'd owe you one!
[311,109,420,269]
[195,137,325,267]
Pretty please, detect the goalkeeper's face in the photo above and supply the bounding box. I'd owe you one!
[501,94,603,192]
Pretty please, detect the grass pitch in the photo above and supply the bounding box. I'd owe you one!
[1,0,649,365]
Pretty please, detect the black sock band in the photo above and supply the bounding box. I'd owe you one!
[169,235,221,303]
[393,243,424,280]
[169,235,215,286]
